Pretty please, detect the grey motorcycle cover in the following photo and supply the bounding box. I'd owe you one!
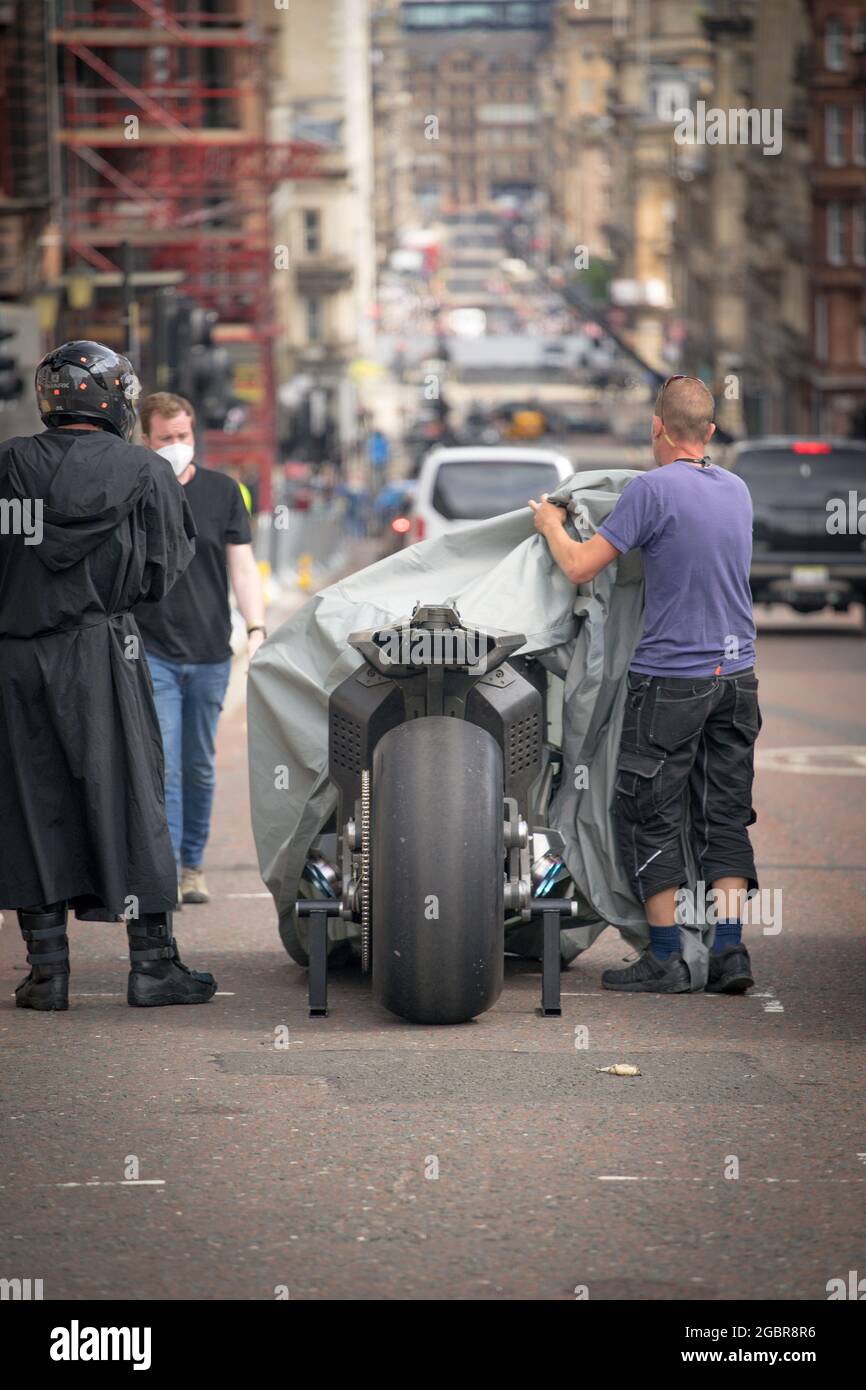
[249,468,692,960]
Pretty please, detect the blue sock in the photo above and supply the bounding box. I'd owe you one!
[649,925,680,961]
[712,919,742,954]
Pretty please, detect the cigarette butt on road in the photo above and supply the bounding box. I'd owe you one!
[596,1064,641,1076]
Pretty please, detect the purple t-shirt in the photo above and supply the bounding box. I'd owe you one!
[598,459,756,677]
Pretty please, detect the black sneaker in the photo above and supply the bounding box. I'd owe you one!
[602,948,692,993]
[706,943,754,994]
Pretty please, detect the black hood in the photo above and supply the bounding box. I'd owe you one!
[2,428,152,572]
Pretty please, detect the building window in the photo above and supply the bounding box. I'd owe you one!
[825,105,845,165]
[305,298,321,343]
[653,76,691,123]
[854,204,866,265]
[827,202,845,264]
[815,295,829,362]
[854,107,866,165]
[825,17,847,70]
[303,209,321,255]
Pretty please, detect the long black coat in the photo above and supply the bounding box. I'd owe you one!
[0,427,195,918]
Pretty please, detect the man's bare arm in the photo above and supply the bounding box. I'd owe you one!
[528,496,621,584]
[226,542,266,660]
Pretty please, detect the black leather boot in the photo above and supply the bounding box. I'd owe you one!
[126,912,217,1007]
[16,904,70,1011]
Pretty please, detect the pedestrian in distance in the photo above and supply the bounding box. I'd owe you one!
[530,375,760,994]
[133,392,266,907]
[367,426,391,476]
[0,341,217,1010]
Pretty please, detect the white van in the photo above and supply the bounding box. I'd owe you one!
[409,445,575,544]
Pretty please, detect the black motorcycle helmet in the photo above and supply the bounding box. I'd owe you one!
[35,340,142,441]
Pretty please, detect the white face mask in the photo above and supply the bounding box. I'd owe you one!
[156,441,195,477]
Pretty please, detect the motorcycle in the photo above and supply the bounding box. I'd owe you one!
[295,601,577,1024]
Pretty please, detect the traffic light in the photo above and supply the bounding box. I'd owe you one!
[152,290,235,428]
[194,344,235,430]
[175,302,218,405]
[0,327,24,403]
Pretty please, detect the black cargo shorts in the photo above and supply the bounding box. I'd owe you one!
[613,669,761,903]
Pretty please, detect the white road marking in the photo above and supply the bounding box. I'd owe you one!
[755,745,866,776]
[596,1176,815,1184]
[67,990,234,997]
[52,1180,166,1188]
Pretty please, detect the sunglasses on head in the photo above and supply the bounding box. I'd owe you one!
[657,374,710,418]
[656,375,714,463]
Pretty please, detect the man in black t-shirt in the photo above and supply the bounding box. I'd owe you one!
[134,393,266,906]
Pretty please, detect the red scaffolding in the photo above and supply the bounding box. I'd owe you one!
[51,0,323,509]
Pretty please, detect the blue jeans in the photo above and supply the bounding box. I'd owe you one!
[146,653,232,872]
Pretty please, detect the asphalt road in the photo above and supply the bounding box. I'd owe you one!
[1,605,864,1302]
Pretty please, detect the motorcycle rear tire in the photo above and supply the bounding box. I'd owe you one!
[371,716,504,1024]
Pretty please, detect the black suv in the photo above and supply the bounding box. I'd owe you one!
[729,437,866,619]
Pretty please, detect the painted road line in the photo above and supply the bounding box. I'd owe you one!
[52,1180,166,1188]
[755,745,866,775]
[68,991,235,997]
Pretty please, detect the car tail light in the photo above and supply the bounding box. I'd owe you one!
[391,516,411,535]
[413,516,426,541]
[792,441,832,454]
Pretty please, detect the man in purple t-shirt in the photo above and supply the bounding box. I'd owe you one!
[529,376,761,996]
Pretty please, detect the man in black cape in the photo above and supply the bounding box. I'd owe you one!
[0,340,217,1010]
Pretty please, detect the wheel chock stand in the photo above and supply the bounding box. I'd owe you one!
[296,899,344,1016]
[529,896,579,1017]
